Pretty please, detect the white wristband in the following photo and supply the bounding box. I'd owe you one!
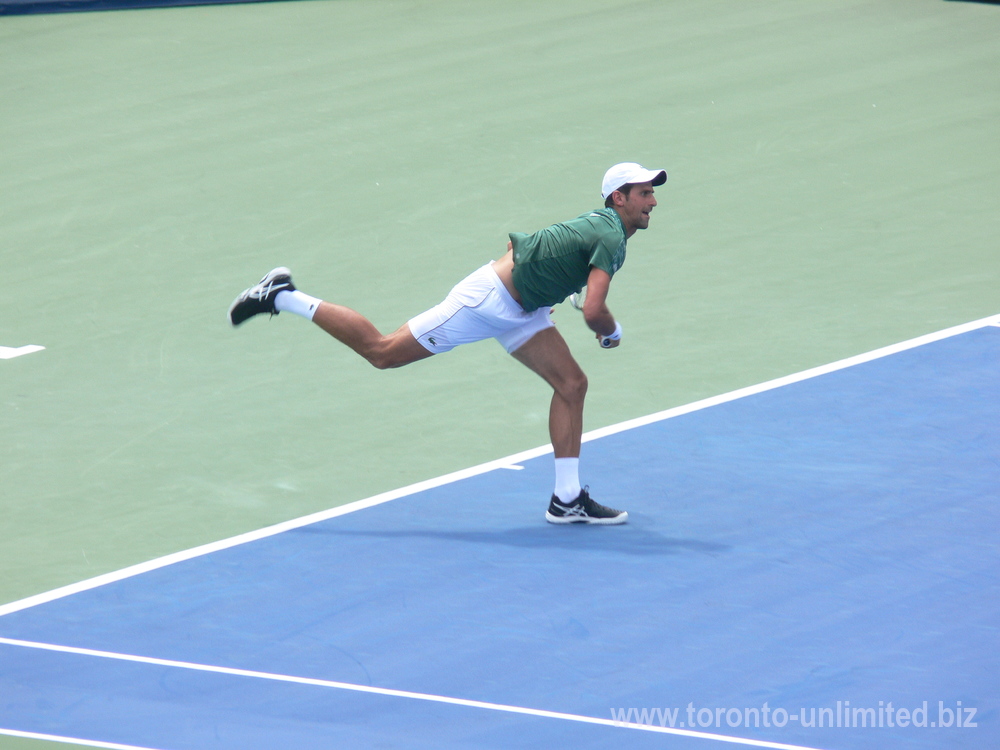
[600,321,622,348]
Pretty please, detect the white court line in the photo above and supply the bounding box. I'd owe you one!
[0,636,827,750]
[1,312,997,619]
[0,344,45,360]
[0,728,159,750]
[0,448,548,618]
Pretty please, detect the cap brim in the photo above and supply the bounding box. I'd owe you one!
[618,168,667,190]
[645,169,667,186]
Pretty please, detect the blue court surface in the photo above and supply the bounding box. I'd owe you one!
[1,318,998,750]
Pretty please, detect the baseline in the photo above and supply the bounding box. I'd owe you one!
[2,313,996,619]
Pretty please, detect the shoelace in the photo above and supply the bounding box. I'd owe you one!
[251,277,289,300]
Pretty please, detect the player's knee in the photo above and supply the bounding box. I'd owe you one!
[561,370,588,404]
[367,337,415,370]
[363,339,392,370]
[368,349,397,370]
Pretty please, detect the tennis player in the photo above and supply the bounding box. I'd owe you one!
[229,162,666,524]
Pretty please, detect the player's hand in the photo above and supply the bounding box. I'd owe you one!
[597,332,620,348]
[596,320,622,348]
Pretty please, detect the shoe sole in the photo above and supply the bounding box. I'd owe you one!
[545,510,628,525]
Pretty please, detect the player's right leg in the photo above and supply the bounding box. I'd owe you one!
[311,303,433,369]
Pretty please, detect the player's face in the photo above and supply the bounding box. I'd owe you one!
[618,181,657,235]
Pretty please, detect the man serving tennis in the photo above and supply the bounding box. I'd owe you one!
[229,162,666,524]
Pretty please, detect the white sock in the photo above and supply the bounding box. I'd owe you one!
[553,457,581,504]
[275,290,322,321]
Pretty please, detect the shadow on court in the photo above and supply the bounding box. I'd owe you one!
[299,522,731,557]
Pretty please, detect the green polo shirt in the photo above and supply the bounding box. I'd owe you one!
[509,208,627,312]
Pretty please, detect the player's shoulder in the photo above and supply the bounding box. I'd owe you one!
[576,206,613,221]
[575,207,625,237]
[571,207,614,225]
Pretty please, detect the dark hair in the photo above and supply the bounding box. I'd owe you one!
[604,182,634,208]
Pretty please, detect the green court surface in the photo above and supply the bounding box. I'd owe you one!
[1,5,998,746]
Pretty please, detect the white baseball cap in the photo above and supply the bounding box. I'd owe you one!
[601,162,667,199]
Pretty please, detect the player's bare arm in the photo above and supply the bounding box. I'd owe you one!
[582,267,620,348]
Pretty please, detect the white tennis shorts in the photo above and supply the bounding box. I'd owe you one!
[408,263,554,354]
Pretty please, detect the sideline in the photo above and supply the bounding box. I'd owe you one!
[0,636,829,750]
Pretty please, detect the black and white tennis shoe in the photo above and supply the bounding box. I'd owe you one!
[545,487,628,525]
[228,267,295,326]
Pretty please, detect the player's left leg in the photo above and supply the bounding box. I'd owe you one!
[510,326,587,459]
[511,327,627,524]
